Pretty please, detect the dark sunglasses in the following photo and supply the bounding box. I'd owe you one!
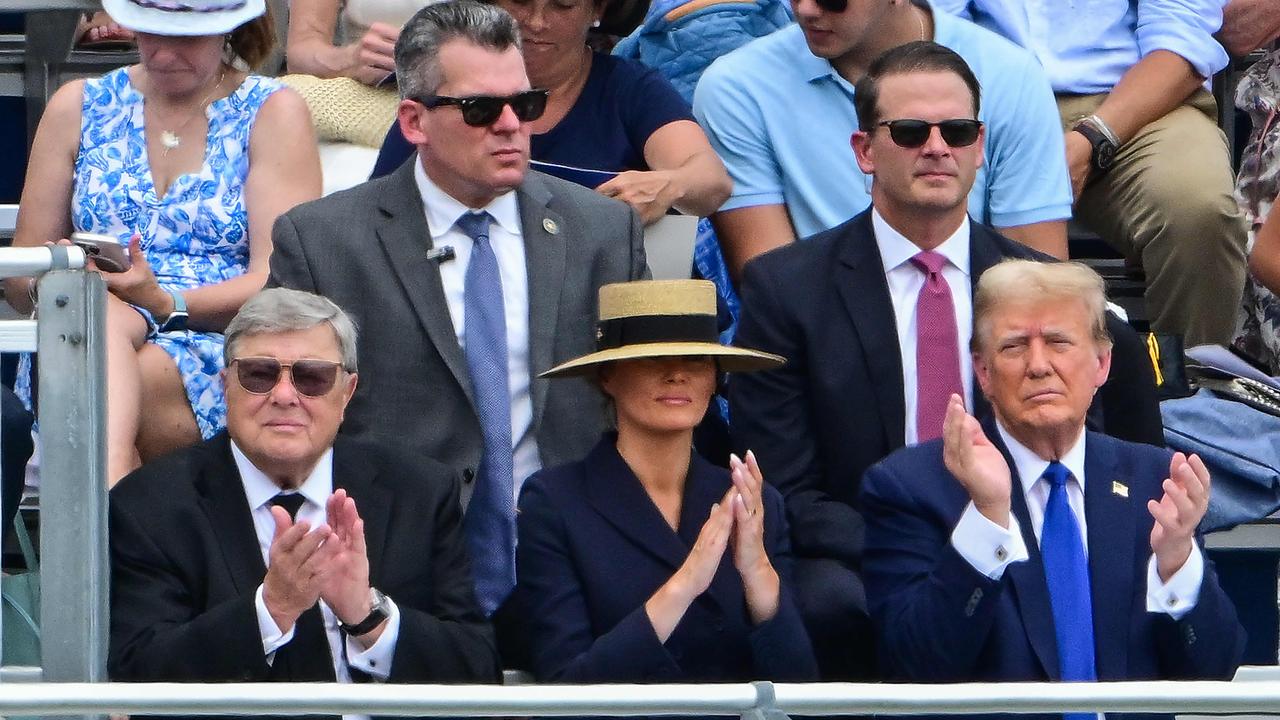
[231,357,345,398]
[877,119,983,148]
[413,89,550,127]
[814,0,848,11]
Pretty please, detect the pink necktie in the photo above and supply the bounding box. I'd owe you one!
[910,251,962,442]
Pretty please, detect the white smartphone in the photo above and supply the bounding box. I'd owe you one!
[70,232,131,273]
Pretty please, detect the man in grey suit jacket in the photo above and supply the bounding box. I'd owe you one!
[269,1,646,620]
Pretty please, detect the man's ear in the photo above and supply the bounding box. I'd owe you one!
[974,350,993,399]
[852,130,875,174]
[397,99,429,146]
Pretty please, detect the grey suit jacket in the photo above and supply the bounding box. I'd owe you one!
[268,160,647,504]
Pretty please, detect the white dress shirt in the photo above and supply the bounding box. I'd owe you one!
[233,442,401,720]
[949,423,1204,620]
[414,161,542,501]
[872,209,974,446]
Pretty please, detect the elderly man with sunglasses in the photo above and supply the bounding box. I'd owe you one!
[109,288,500,702]
[268,0,646,634]
[728,42,1163,680]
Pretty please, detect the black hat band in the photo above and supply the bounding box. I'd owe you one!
[597,313,719,350]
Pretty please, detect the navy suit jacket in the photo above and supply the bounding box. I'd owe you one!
[513,435,818,686]
[860,424,1244,703]
[730,208,1163,570]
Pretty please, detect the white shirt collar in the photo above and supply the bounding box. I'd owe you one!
[230,440,335,511]
[995,420,1088,496]
[872,208,971,278]
[413,159,521,240]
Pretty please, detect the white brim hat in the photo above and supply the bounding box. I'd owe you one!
[540,279,786,379]
[102,0,266,36]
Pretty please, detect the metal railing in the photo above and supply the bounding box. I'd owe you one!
[0,241,107,701]
[0,680,1279,718]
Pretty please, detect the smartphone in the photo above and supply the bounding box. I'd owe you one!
[70,232,131,273]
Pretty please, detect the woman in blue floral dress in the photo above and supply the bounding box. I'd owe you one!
[7,0,321,484]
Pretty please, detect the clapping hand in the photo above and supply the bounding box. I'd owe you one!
[261,508,339,633]
[941,394,1013,528]
[729,451,780,624]
[1149,452,1211,582]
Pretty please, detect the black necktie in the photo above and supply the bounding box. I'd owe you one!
[266,492,334,682]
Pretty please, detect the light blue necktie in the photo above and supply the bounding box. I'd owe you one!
[1040,461,1097,720]
[457,211,516,616]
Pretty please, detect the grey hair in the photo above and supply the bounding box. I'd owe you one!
[971,259,1113,355]
[394,0,522,100]
[224,288,359,372]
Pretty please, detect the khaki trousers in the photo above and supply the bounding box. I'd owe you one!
[1059,90,1248,346]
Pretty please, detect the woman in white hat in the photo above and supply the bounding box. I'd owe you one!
[513,279,817,691]
[7,0,322,484]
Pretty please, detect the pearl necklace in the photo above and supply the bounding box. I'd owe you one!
[156,70,226,155]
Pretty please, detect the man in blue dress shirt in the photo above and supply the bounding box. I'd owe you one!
[935,0,1248,348]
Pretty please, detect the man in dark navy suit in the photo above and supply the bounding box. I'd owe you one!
[730,41,1162,678]
[860,259,1243,707]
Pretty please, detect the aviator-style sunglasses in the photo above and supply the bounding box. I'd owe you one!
[231,357,345,398]
[413,89,550,127]
[877,119,983,148]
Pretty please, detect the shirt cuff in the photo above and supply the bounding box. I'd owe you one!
[951,502,1030,579]
[255,583,295,661]
[1146,545,1204,620]
[344,596,400,681]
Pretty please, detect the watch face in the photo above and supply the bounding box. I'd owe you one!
[1096,142,1117,171]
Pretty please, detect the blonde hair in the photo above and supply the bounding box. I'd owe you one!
[971,259,1112,354]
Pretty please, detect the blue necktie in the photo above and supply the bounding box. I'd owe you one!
[457,211,516,616]
[1040,461,1097,720]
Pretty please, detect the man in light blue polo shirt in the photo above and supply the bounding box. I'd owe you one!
[934,0,1248,347]
[693,0,1073,278]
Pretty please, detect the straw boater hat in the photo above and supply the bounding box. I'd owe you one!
[102,0,266,36]
[539,279,785,379]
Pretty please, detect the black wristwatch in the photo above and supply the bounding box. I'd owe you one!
[1071,119,1118,178]
[340,587,390,636]
[159,290,189,333]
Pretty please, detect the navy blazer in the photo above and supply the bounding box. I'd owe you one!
[860,424,1244,717]
[514,435,818,685]
[731,208,1163,569]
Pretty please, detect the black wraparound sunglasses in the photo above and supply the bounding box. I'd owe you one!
[413,89,550,127]
[877,119,983,148]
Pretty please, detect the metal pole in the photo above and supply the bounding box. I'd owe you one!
[35,270,107,719]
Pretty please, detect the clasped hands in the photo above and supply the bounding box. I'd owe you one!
[261,489,384,645]
[941,394,1210,581]
[658,451,780,629]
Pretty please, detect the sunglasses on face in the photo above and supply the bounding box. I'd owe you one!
[877,119,983,148]
[814,0,848,11]
[413,89,550,127]
[231,357,344,398]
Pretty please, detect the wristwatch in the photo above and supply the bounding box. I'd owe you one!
[159,290,188,333]
[340,587,390,636]
[1071,116,1118,178]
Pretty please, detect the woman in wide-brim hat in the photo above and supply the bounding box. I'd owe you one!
[6,0,321,485]
[512,279,817,695]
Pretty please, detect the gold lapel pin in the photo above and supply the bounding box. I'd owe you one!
[543,218,559,234]
[1112,481,1129,498]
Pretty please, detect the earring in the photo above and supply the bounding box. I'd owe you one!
[591,19,601,27]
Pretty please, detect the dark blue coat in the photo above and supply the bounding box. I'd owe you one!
[861,423,1244,719]
[514,435,818,685]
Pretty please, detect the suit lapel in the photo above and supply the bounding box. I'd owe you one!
[1083,433,1134,680]
[331,439,393,583]
[583,441,694,572]
[966,223,1006,422]
[988,421,1060,679]
[837,212,906,448]
[519,174,567,431]
[375,162,476,406]
[195,435,268,595]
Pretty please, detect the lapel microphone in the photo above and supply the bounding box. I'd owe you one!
[427,245,456,263]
